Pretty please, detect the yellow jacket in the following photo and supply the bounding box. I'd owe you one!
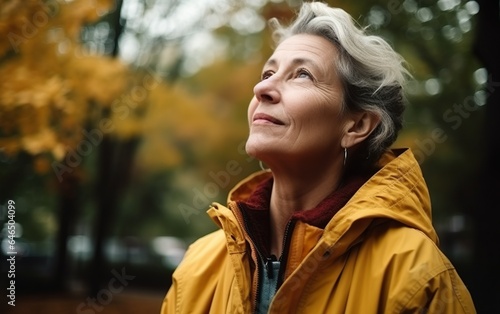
[161,149,476,313]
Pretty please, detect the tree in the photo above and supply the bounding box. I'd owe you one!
[0,0,128,292]
[0,0,276,294]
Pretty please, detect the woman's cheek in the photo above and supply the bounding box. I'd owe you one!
[247,96,259,125]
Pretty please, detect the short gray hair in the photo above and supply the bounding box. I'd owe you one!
[269,2,410,169]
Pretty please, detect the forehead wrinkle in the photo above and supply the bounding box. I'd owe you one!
[264,56,325,76]
[263,35,340,83]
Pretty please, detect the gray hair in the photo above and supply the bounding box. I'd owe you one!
[269,2,410,168]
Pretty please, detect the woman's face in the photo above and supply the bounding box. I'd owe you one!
[246,33,349,166]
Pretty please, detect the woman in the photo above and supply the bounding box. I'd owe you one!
[161,2,476,313]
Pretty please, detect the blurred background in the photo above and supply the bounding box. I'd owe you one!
[0,0,498,313]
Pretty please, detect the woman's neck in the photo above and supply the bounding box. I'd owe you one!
[267,160,344,257]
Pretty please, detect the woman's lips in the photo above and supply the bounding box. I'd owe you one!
[252,113,285,125]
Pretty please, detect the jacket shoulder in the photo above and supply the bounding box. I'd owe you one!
[361,222,476,313]
[361,222,458,281]
[177,229,227,271]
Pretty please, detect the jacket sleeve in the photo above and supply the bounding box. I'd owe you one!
[400,266,476,314]
[159,230,229,314]
[160,280,177,314]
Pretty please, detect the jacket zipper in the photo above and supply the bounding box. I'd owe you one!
[276,219,296,288]
[235,203,297,312]
[236,203,267,311]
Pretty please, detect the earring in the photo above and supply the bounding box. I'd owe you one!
[343,147,348,167]
[259,160,270,172]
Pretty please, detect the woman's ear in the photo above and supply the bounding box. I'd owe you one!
[341,112,381,148]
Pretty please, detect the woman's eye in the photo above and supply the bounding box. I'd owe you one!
[297,69,312,79]
[261,71,274,80]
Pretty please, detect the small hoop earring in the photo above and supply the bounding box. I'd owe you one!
[343,147,348,167]
[259,160,270,172]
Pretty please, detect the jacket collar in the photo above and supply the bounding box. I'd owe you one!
[236,172,368,257]
[212,148,437,257]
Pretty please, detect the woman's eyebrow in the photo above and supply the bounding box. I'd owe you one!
[264,57,322,73]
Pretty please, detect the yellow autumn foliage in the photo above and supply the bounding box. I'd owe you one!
[132,83,230,171]
[0,0,297,177]
[0,0,126,169]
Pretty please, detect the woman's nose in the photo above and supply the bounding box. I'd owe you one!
[253,77,280,104]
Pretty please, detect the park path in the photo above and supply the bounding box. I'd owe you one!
[3,290,165,314]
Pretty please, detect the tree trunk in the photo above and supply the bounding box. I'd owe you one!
[472,0,500,312]
[89,134,140,295]
[87,0,131,296]
[53,168,80,292]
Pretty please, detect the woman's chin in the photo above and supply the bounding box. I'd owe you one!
[245,140,280,161]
